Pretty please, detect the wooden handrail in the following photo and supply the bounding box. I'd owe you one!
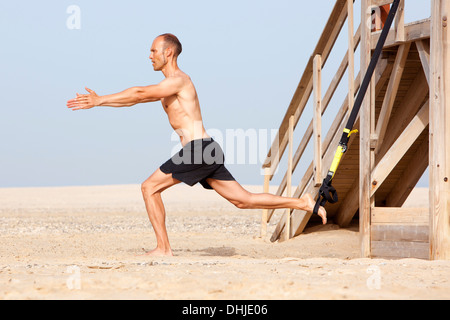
[262,0,350,172]
[262,0,360,226]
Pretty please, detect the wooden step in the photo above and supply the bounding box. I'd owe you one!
[371,207,429,259]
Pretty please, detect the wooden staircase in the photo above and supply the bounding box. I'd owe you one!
[260,0,450,260]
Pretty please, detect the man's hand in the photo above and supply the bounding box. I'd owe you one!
[67,87,100,111]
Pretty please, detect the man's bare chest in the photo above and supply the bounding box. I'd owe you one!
[161,95,179,110]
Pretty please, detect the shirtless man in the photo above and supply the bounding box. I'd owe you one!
[67,34,327,256]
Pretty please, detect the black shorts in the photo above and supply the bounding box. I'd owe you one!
[160,138,235,190]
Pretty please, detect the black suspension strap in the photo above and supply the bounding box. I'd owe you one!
[313,0,401,216]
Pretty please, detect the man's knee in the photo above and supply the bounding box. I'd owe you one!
[141,179,158,196]
[231,193,253,210]
[235,202,250,209]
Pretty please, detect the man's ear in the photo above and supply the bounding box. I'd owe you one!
[165,46,174,59]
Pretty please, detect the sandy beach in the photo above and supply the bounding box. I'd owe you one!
[0,184,449,300]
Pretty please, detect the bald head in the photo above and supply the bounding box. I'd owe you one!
[157,33,182,59]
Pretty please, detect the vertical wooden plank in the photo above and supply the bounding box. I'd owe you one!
[313,54,322,187]
[360,0,372,258]
[369,2,378,227]
[370,61,376,227]
[430,0,450,260]
[395,0,405,42]
[287,116,294,199]
[347,0,355,113]
[261,167,271,238]
[285,115,294,241]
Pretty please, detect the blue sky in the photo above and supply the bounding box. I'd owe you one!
[0,1,430,188]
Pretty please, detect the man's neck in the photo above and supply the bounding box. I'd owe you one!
[161,60,180,78]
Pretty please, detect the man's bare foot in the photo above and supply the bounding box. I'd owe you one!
[301,194,327,225]
[140,248,173,257]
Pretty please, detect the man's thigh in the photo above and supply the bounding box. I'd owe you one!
[206,178,250,202]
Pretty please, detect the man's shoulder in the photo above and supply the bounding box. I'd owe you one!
[165,71,191,86]
[175,71,192,83]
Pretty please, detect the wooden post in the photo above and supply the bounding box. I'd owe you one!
[284,115,294,241]
[430,0,450,260]
[261,167,271,238]
[347,0,355,113]
[313,54,322,186]
[360,0,372,258]
[395,0,405,42]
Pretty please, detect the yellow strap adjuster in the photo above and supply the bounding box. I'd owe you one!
[347,129,358,138]
[343,128,358,138]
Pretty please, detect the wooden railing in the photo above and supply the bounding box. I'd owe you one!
[260,0,408,242]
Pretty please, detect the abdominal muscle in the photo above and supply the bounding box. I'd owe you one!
[163,101,210,147]
[174,122,210,147]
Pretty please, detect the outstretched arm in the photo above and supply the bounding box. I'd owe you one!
[67,77,184,111]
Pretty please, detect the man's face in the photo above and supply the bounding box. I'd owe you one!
[149,37,167,71]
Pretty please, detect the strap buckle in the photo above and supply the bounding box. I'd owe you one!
[313,179,338,215]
